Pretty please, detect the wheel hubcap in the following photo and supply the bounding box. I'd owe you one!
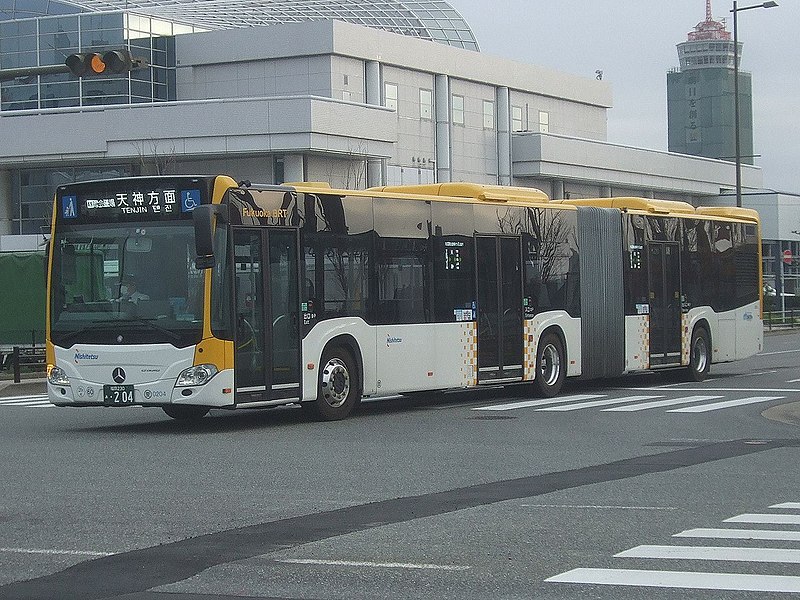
[539,343,561,387]
[693,337,708,373]
[321,358,350,408]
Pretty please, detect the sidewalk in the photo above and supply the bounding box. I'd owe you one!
[0,377,46,398]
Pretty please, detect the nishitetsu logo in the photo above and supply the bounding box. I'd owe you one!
[74,349,99,363]
[386,335,403,347]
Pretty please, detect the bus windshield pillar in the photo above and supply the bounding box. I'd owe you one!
[193,204,228,269]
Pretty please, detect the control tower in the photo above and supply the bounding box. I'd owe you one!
[667,1,753,164]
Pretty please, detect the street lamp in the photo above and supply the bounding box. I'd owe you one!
[731,0,778,208]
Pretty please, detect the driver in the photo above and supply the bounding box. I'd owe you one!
[117,276,149,304]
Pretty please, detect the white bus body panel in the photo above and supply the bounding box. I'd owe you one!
[693,301,762,364]
[525,312,582,378]
[302,318,479,400]
[48,344,234,407]
[302,318,377,402]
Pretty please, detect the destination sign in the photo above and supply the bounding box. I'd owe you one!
[56,177,216,225]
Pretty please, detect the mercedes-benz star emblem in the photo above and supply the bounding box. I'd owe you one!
[112,367,126,384]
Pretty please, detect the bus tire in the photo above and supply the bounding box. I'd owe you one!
[311,347,360,421]
[687,326,711,382]
[533,332,565,397]
[162,405,210,421]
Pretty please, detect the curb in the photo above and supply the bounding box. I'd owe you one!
[763,401,800,428]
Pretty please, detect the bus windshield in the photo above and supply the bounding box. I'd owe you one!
[50,221,205,347]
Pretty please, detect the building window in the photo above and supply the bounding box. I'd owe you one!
[384,82,398,111]
[512,105,523,132]
[483,99,494,129]
[452,94,464,125]
[273,156,285,184]
[420,88,432,120]
[539,110,549,133]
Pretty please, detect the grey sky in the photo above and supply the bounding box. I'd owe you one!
[448,0,800,194]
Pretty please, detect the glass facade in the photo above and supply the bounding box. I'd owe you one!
[12,165,130,234]
[2,0,479,50]
[0,10,180,111]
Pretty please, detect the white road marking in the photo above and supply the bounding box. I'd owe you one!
[0,547,114,557]
[668,396,784,413]
[760,348,800,356]
[730,370,778,378]
[521,504,677,511]
[546,568,800,592]
[536,395,662,411]
[276,558,470,571]
[472,394,603,411]
[617,544,800,563]
[621,386,800,393]
[771,502,800,509]
[674,528,800,542]
[786,378,800,383]
[0,394,49,402]
[725,513,800,525]
[0,398,53,407]
[602,395,722,412]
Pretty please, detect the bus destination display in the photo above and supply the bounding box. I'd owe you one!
[59,187,202,223]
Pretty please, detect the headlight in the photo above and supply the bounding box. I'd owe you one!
[176,364,218,387]
[47,365,70,386]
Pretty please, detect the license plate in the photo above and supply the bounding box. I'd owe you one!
[103,385,135,405]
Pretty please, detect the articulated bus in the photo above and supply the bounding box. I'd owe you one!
[46,176,763,420]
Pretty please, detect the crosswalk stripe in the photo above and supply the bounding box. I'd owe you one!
[546,568,800,592]
[601,395,722,412]
[667,396,784,413]
[536,395,662,412]
[472,394,604,411]
[725,513,800,525]
[674,528,800,542]
[0,399,52,406]
[0,396,48,404]
[616,544,800,563]
[770,502,800,510]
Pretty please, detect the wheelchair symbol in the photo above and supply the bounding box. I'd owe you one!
[181,189,201,212]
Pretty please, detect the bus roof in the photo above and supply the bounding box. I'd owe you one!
[369,183,550,203]
[284,181,552,207]
[556,196,760,224]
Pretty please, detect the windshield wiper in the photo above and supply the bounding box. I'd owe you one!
[55,317,182,345]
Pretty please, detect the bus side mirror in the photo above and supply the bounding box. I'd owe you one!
[193,204,228,269]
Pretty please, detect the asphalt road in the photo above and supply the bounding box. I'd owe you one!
[1,331,799,600]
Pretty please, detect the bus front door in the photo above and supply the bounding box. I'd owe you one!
[476,236,524,383]
[647,241,682,366]
[232,228,301,404]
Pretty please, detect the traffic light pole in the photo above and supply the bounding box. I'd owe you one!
[0,64,71,82]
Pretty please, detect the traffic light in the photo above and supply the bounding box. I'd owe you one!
[65,50,144,77]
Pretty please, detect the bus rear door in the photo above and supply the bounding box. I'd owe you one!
[647,241,682,366]
[476,236,524,382]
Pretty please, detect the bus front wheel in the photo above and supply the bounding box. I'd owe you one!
[309,347,360,421]
[533,332,565,397]
[162,405,210,421]
[687,327,711,382]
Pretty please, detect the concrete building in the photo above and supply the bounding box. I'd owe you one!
[0,0,765,247]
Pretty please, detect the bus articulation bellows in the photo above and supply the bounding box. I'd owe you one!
[46,176,763,420]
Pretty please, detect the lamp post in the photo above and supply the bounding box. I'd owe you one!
[731,0,778,208]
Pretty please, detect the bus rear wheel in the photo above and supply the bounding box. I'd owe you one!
[309,347,360,421]
[687,327,710,382]
[533,332,565,397]
[162,405,210,421]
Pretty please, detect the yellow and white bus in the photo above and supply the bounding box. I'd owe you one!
[46,176,763,420]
